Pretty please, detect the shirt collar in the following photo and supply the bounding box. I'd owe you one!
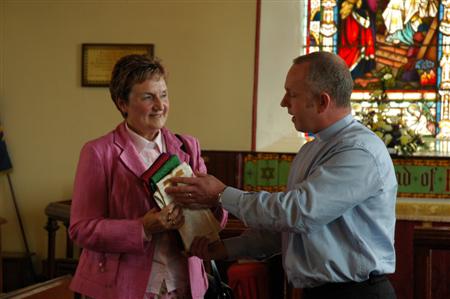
[125,122,163,153]
[315,114,353,142]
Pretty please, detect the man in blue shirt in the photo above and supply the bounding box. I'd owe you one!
[166,52,397,299]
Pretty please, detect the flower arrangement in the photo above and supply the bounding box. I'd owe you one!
[356,73,427,155]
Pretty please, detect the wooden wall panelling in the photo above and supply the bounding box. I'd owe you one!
[202,150,243,189]
[389,220,418,299]
[413,226,450,299]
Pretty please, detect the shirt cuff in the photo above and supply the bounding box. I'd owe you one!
[221,186,246,217]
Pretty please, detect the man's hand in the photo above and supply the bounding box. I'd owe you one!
[189,237,228,261]
[165,172,226,208]
[142,203,184,236]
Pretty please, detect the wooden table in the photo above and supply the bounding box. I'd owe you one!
[44,200,76,279]
[0,217,7,293]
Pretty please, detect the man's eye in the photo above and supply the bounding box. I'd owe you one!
[143,95,154,100]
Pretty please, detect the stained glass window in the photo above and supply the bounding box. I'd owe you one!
[302,0,450,139]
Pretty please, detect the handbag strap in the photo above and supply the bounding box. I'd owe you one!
[210,260,224,286]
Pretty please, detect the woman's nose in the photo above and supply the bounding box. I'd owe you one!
[153,97,163,110]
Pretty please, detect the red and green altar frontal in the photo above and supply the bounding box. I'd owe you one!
[394,158,450,199]
[242,153,450,199]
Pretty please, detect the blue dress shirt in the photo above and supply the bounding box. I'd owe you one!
[222,114,397,288]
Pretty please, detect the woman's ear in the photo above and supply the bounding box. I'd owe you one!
[317,92,331,113]
[117,98,128,115]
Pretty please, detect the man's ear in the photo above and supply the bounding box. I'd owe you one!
[317,92,331,113]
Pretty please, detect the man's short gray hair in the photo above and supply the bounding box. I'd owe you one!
[293,52,353,108]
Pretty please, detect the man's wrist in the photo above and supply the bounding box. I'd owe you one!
[216,186,227,205]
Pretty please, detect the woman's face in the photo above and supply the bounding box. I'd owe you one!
[118,77,169,140]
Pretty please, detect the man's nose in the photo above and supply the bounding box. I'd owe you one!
[280,95,288,107]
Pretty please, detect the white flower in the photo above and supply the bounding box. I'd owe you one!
[383,73,393,80]
[408,104,419,112]
[352,103,362,111]
[389,116,400,124]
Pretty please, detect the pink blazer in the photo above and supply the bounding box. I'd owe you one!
[69,122,227,299]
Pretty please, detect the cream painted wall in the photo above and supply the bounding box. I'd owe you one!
[256,0,305,152]
[0,0,255,268]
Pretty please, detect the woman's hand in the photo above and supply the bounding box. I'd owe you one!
[142,202,184,236]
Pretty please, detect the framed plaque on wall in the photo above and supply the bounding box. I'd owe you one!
[81,43,154,87]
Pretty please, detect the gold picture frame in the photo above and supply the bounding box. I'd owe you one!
[81,43,154,87]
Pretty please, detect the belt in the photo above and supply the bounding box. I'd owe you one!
[304,274,388,294]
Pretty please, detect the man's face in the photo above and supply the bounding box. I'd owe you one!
[280,63,318,133]
[118,77,169,140]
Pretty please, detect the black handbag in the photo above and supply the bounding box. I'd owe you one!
[204,260,234,299]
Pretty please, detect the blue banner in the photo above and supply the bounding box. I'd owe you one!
[0,123,12,171]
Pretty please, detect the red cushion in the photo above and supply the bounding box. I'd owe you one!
[227,262,270,299]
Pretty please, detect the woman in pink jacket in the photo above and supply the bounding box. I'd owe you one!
[69,55,227,299]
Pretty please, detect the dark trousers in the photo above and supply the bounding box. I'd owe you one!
[303,275,396,299]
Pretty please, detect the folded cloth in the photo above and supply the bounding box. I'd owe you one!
[141,153,172,191]
[155,162,222,251]
[149,155,182,192]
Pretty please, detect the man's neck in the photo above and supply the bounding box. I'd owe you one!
[315,107,351,133]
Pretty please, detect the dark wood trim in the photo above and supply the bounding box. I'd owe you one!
[251,0,261,151]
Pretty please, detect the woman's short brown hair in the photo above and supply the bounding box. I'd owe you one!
[109,54,166,117]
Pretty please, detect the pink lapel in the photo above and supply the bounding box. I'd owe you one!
[113,122,147,178]
[161,128,190,165]
[114,124,191,178]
